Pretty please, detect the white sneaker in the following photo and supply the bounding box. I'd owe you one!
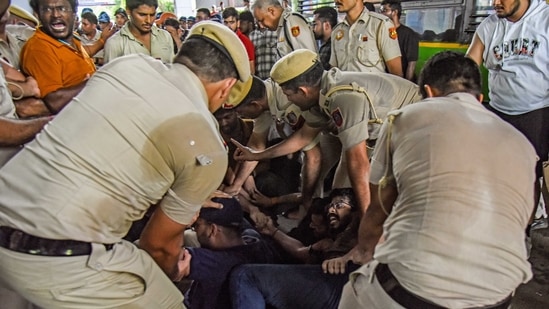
[532,217,549,231]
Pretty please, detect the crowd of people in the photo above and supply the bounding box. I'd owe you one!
[0,0,547,308]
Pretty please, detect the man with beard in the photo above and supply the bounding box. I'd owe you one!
[252,188,358,264]
[20,0,114,116]
[229,188,360,308]
[380,0,419,81]
[312,6,338,70]
[104,0,174,64]
[467,0,549,234]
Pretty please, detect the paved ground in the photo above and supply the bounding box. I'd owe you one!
[280,211,549,308]
[513,226,549,308]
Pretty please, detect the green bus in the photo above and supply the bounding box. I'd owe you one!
[295,0,495,100]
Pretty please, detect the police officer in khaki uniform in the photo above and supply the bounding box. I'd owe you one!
[338,52,534,309]
[0,21,252,308]
[331,0,403,75]
[225,76,337,211]
[233,50,421,218]
[252,0,317,59]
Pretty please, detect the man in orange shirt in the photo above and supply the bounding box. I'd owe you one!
[20,0,114,115]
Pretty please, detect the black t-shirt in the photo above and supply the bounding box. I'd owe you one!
[396,24,419,74]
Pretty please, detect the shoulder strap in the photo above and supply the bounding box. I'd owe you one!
[377,111,400,215]
[376,18,385,63]
[282,13,310,51]
[324,82,383,125]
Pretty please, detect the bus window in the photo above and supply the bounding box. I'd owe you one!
[403,7,463,42]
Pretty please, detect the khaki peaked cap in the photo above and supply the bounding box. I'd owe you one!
[9,4,39,26]
[270,49,319,85]
[187,21,251,107]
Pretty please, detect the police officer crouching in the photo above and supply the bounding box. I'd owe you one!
[0,21,252,308]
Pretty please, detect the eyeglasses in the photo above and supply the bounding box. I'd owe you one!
[379,7,392,13]
[327,202,352,210]
[40,6,72,15]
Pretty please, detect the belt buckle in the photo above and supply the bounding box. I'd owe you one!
[8,230,24,250]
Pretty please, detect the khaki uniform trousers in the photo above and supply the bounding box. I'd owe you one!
[339,260,405,309]
[0,240,184,309]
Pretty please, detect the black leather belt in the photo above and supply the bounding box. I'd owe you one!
[375,263,513,309]
[0,226,114,256]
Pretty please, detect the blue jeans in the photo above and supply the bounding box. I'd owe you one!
[230,263,359,309]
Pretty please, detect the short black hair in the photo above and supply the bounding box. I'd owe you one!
[126,0,158,11]
[310,197,330,216]
[175,37,238,83]
[222,7,239,20]
[197,7,211,17]
[163,17,179,28]
[236,76,266,107]
[380,0,402,18]
[418,51,482,98]
[30,0,79,13]
[329,188,357,210]
[239,10,254,23]
[313,6,338,28]
[81,11,97,25]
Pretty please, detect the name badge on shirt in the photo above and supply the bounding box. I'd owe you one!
[196,154,213,166]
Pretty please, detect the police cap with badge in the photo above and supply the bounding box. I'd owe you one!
[186,21,253,108]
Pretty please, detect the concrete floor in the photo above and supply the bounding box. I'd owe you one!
[512,226,549,308]
[278,210,549,309]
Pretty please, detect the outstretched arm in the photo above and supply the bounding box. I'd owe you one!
[223,130,268,195]
[252,213,314,263]
[232,123,322,162]
[322,182,397,274]
[82,22,117,57]
[0,116,52,146]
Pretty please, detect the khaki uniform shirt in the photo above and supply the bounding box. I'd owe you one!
[0,25,34,69]
[276,9,317,60]
[0,54,227,244]
[0,70,19,166]
[329,10,401,73]
[254,79,319,151]
[371,93,535,307]
[103,24,174,64]
[302,68,421,150]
